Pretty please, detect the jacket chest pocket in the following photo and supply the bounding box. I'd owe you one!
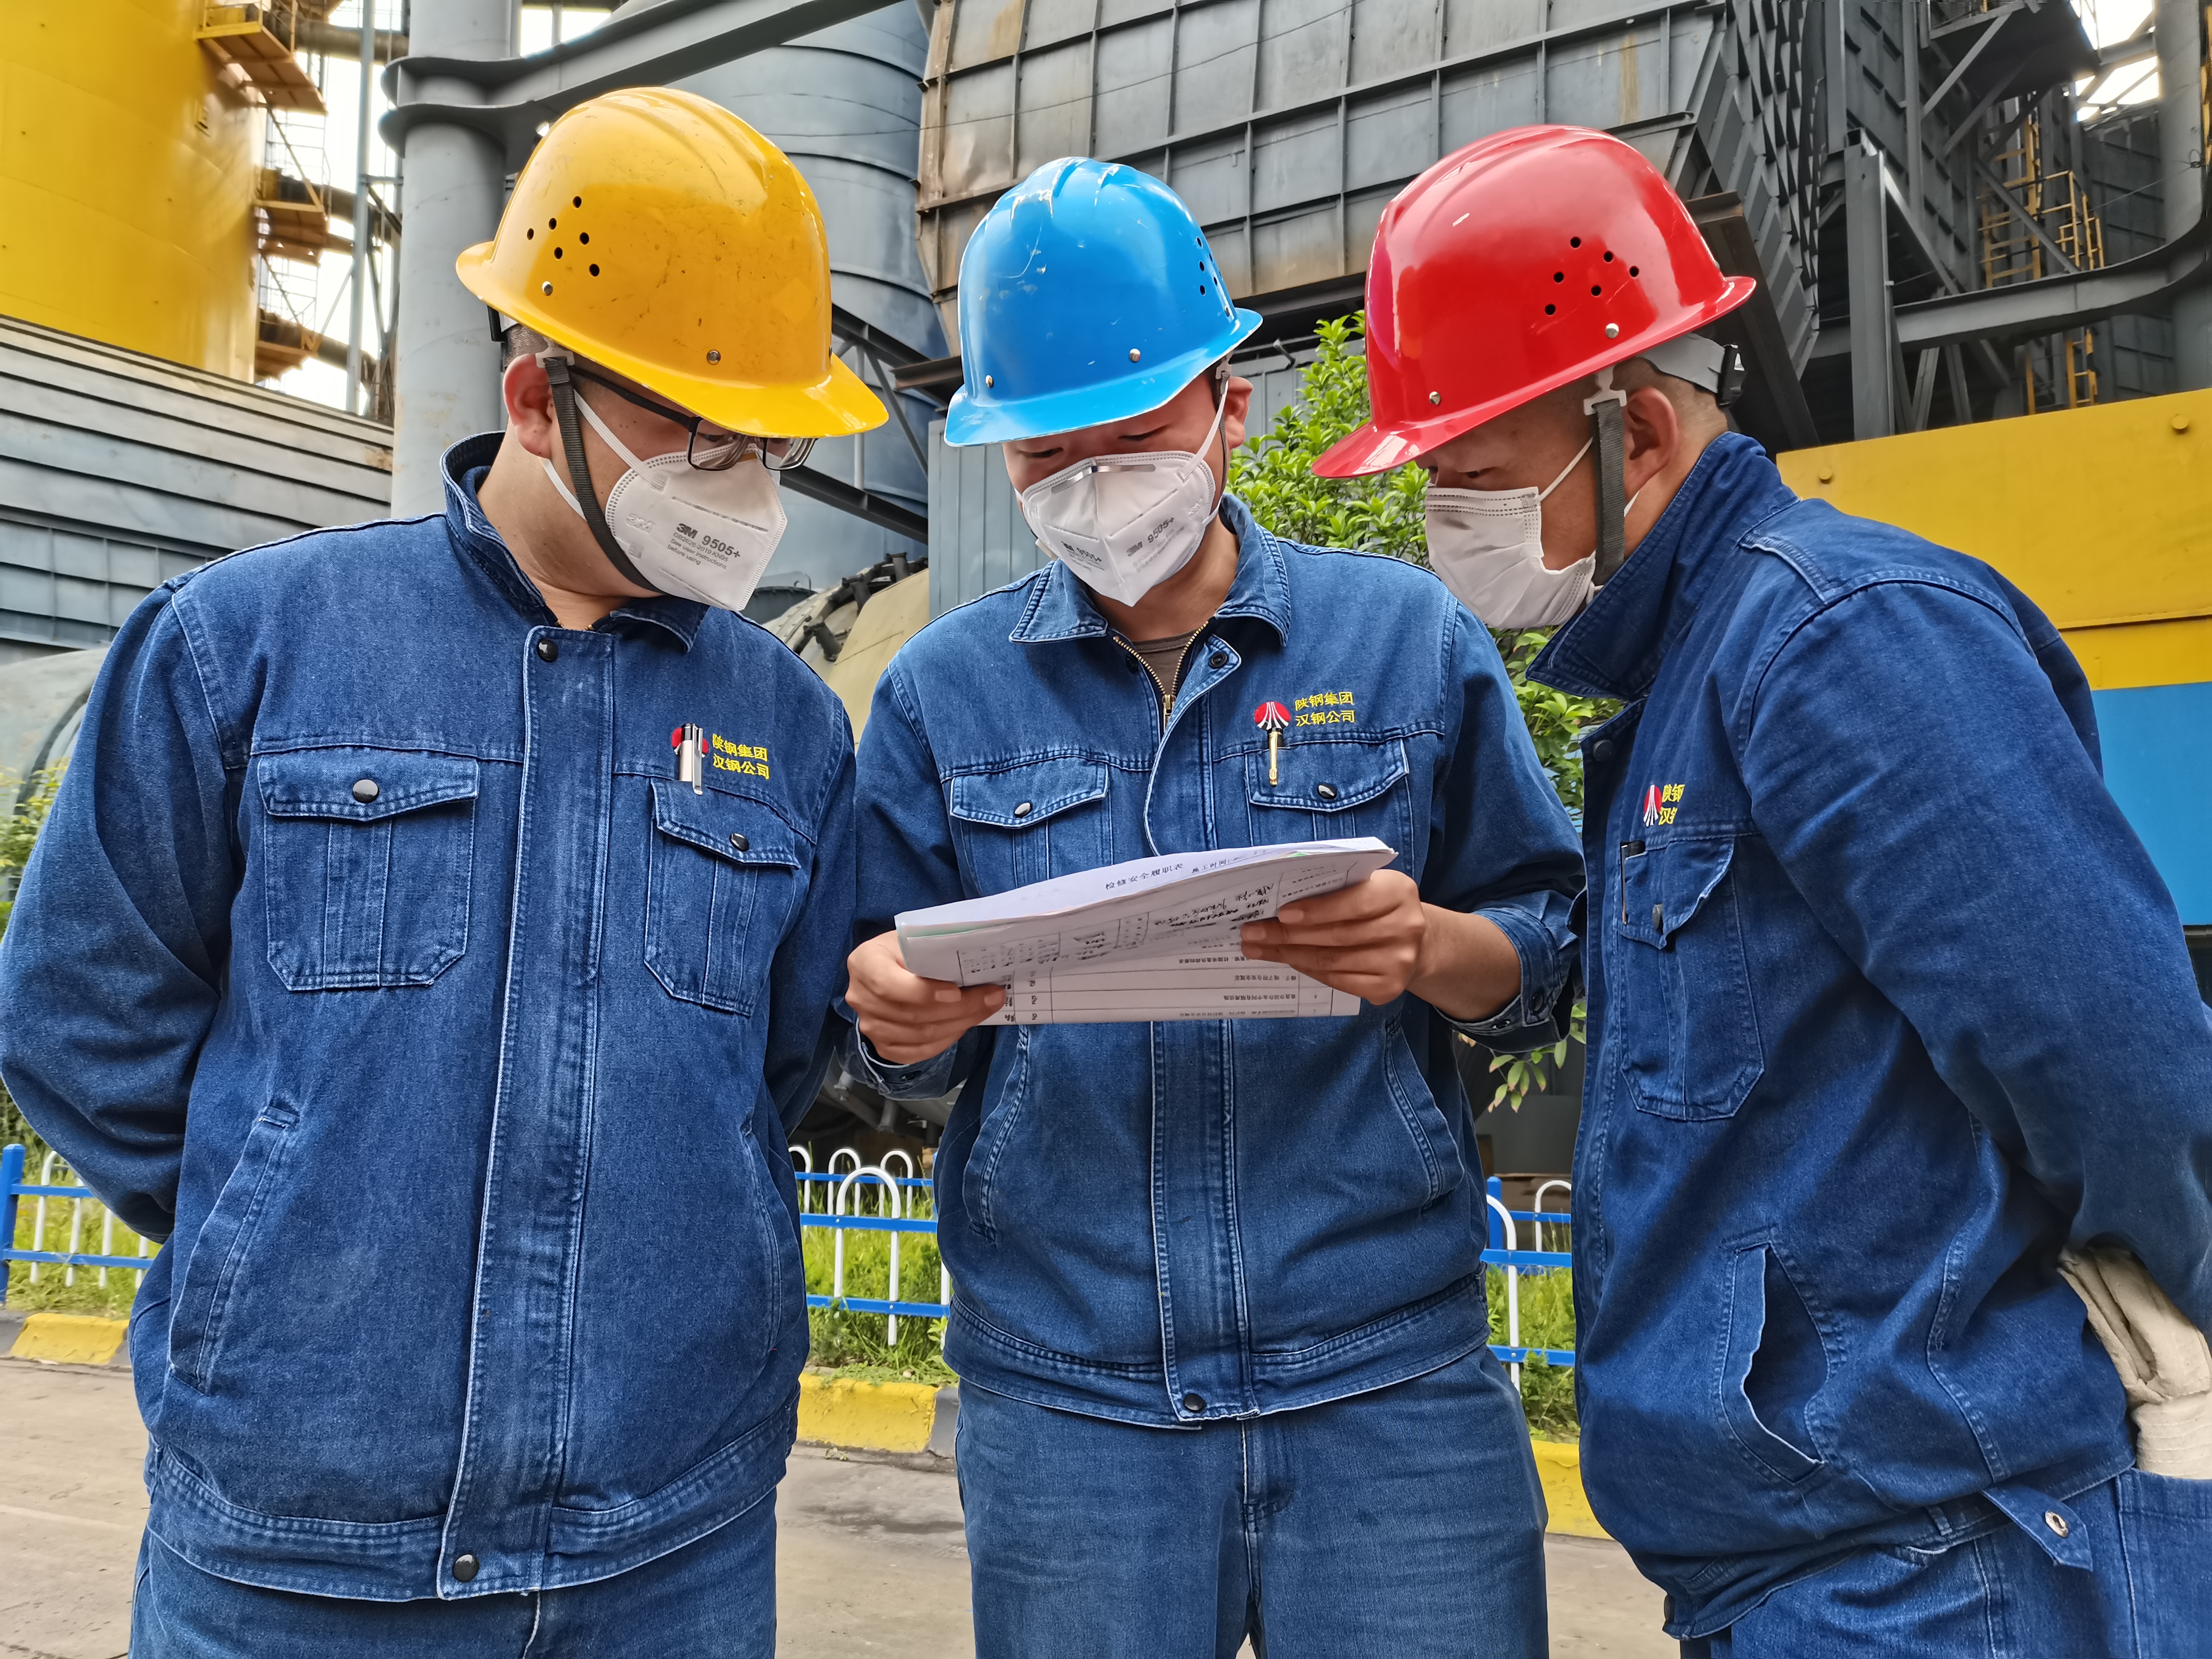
[1244,736,1412,855]
[948,757,1110,893]
[645,781,806,1018]
[258,747,478,991]
[1611,835,1765,1120]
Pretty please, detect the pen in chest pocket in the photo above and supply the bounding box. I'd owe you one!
[1254,701,1290,785]
[673,724,706,793]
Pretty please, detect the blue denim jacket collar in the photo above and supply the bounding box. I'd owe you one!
[440,432,709,653]
[1530,432,1795,704]
[1006,493,1294,646]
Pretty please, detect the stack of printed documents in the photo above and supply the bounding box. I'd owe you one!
[895,839,1395,1024]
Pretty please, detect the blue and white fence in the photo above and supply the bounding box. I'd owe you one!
[788,1144,1577,1383]
[5,1144,1575,1383]
[0,1143,154,1300]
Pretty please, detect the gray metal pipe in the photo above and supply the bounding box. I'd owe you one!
[389,0,512,514]
[2157,0,2212,387]
[345,2,376,416]
[295,17,408,61]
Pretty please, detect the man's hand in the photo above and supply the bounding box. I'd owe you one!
[1240,871,1523,1019]
[1239,870,1428,1005]
[845,931,1005,1066]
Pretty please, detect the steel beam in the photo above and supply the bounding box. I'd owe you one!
[1891,179,2212,352]
[1845,142,1897,441]
[779,468,929,541]
[381,0,894,165]
[1922,8,2013,118]
[2159,0,2212,387]
[1973,154,2080,277]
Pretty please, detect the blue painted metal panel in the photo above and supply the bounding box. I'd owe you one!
[2093,681,2212,926]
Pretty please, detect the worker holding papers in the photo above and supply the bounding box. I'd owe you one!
[841,161,1581,1658]
[894,838,1397,1022]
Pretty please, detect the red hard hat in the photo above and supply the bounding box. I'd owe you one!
[1313,126,1757,478]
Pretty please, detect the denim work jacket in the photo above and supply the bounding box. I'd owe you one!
[1532,434,2212,1635]
[0,437,856,1600]
[853,495,1583,1426]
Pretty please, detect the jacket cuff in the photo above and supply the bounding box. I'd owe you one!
[841,1020,962,1099]
[1440,902,1570,1051]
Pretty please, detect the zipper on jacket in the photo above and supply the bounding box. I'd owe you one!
[1115,633,1200,732]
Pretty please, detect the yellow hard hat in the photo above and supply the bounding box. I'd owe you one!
[456,87,886,439]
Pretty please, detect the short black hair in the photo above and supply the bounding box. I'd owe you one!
[500,322,551,369]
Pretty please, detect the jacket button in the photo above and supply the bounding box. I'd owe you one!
[535,637,558,662]
[1182,1392,1205,1413]
[2044,1510,2070,1538]
[351,778,379,803]
[1591,739,1615,761]
[728,831,748,852]
[1012,801,1033,818]
[1315,783,1337,801]
[1209,651,1227,670]
[452,1552,480,1582]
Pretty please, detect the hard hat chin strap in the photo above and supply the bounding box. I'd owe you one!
[540,352,658,593]
[1582,367,1630,587]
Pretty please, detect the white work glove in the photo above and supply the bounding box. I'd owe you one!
[2060,1245,2212,1479]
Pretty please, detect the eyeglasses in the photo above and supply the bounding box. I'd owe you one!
[562,362,817,473]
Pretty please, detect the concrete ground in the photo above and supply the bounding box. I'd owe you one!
[1,1361,1670,1657]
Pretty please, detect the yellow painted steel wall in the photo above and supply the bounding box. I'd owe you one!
[0,0,260,378]
[1776,392,2212,692]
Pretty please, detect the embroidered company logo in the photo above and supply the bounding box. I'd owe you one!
[710,734,770,779]
[1643,782,1685,828]
[1293,689,1356,728]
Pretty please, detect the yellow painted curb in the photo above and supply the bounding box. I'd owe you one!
[796,1372,940,1454]
[1533,1439,1608,1539]
[10,1311,127,1366]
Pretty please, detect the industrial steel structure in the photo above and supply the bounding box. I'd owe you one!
[0,0,2205,940]
[0,317,393,666]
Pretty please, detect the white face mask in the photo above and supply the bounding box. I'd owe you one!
[541,388,788,613]
[1421,440,1645,630]
[1018,386,1229,608]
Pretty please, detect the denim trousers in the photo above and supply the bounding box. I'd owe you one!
[957,1343,1549,1659]
[129,1488,776,1657]
[1681,1469,2212,1659]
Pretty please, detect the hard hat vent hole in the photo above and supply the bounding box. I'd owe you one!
[1629,265,1640,277]
[553,247,563,259]
[1603,251,1614,263]
[526,228,534,240]
[549,218,558,230]
[573,195,583,208]
[1591,285,1602,295]
[1545,304,1556,315]
[579,232,589,245]
[1569,236,1581,248]
[1553,272,1563,283]
[589,264,600,276]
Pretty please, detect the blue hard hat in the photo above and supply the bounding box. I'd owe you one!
[943,158,1263,446]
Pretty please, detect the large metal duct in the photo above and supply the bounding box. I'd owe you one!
[913,0,1823,382]
[680,4,946,595]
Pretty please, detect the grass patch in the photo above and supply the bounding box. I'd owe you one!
[1489,1264,1578,1441]
[801,1200,955,1384]
[5,1164,156,1318]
